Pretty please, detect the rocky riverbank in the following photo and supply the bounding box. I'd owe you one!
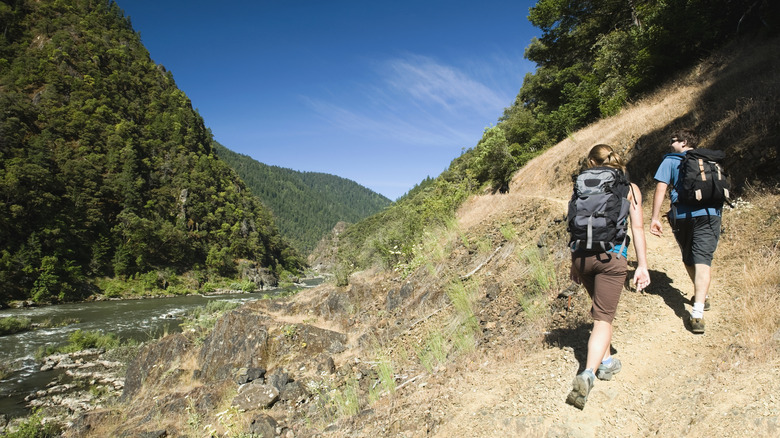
[1,347,130,434]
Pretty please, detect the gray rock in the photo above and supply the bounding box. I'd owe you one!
[236,367,266,384]
[266,369,289,392]
[121,333,190,401]
[198,307,271,381]
[248,413,278,438]
[233,382,280,410]
[280,381,308,403]
[317,355,336,374]
[386,282,413,311]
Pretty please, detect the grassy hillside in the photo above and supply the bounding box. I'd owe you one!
[213,142,391,255]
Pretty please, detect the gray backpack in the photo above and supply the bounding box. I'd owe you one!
[567,167,631,256]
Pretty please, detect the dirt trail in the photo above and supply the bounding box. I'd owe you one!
[403,201,779,438]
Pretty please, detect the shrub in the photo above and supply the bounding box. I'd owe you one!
[0,316,32,336]
[1,408,62,437]
[39,329,120,357]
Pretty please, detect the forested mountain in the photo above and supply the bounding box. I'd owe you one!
[213,142,391,255]
[0,0,302,304]
[328,0,779,277]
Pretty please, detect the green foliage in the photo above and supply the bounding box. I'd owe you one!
[417,330,447,373]
[333,162,473,275]
[0,316,32,336]
[1,408,62,438]
[509,0,780,147]
[0,0,303,304]
[95,269,200,298]
[376,359,396,395]
[517,247,557,321]
[213,142,391,255]
[446,280,478,328]
[40,329,120,357]
[468,126,516,192]
[521,247,558,295]
[331,379,361,417]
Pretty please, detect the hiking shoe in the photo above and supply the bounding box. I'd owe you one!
[687,315,705,334]
[689,295,711,311]
[566,371,594,410]
[596,358,622,381]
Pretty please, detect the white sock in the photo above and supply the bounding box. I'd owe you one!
[691,302,705,318]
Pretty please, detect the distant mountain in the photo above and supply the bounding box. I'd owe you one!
[0,0,302,303]
[213,142,392,255]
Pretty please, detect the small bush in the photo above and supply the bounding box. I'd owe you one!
[0,316,32,336]
[1,408,62,437]
[39,329,120,357]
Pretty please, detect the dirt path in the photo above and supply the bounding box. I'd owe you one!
[405,205,779,438]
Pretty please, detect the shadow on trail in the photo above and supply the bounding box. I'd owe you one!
[643,268,689,319]
[544,320,591,371]
[544,319,621,373]
[543,293,619,373]
[544,268,690,373]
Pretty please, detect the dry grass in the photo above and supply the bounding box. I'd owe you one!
[718,188,780,362]
[736,247,780,360]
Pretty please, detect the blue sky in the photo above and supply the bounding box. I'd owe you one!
[117,1,540,200]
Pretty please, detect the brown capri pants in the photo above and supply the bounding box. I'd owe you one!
[571,251,628,323]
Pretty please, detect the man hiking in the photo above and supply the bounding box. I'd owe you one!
[650,128,726,334]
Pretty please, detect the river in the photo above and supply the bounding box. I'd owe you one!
[0,278,322,419]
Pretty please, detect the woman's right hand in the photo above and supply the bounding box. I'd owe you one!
[650,219,663,237]
[632,266,650,292]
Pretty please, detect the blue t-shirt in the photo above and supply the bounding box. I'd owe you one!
[653,152,722,219]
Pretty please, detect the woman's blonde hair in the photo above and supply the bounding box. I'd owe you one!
[586,144,626,172]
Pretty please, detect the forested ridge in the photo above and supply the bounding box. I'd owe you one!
[327,0,779,278]
[213,142,391,256]
[0,0,303,304]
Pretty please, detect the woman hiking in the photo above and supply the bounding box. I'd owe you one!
[565,144,651,409]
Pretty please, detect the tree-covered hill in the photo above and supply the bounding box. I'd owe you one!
[213,142,391,255]
[0,0,302,304]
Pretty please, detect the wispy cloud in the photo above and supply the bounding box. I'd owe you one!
[303,97,471,147]
[303,53,513,149]
[381,54,508,114]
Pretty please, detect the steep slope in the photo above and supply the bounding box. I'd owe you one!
[0,0,301,303]
[213,142,391,255]
[63,36,779,438]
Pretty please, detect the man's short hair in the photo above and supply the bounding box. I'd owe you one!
[671,128,699,148]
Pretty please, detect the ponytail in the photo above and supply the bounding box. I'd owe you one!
[587,144,626,172]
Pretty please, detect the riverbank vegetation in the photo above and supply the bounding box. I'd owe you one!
[37,329,121,358]
[0,316,31,336]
